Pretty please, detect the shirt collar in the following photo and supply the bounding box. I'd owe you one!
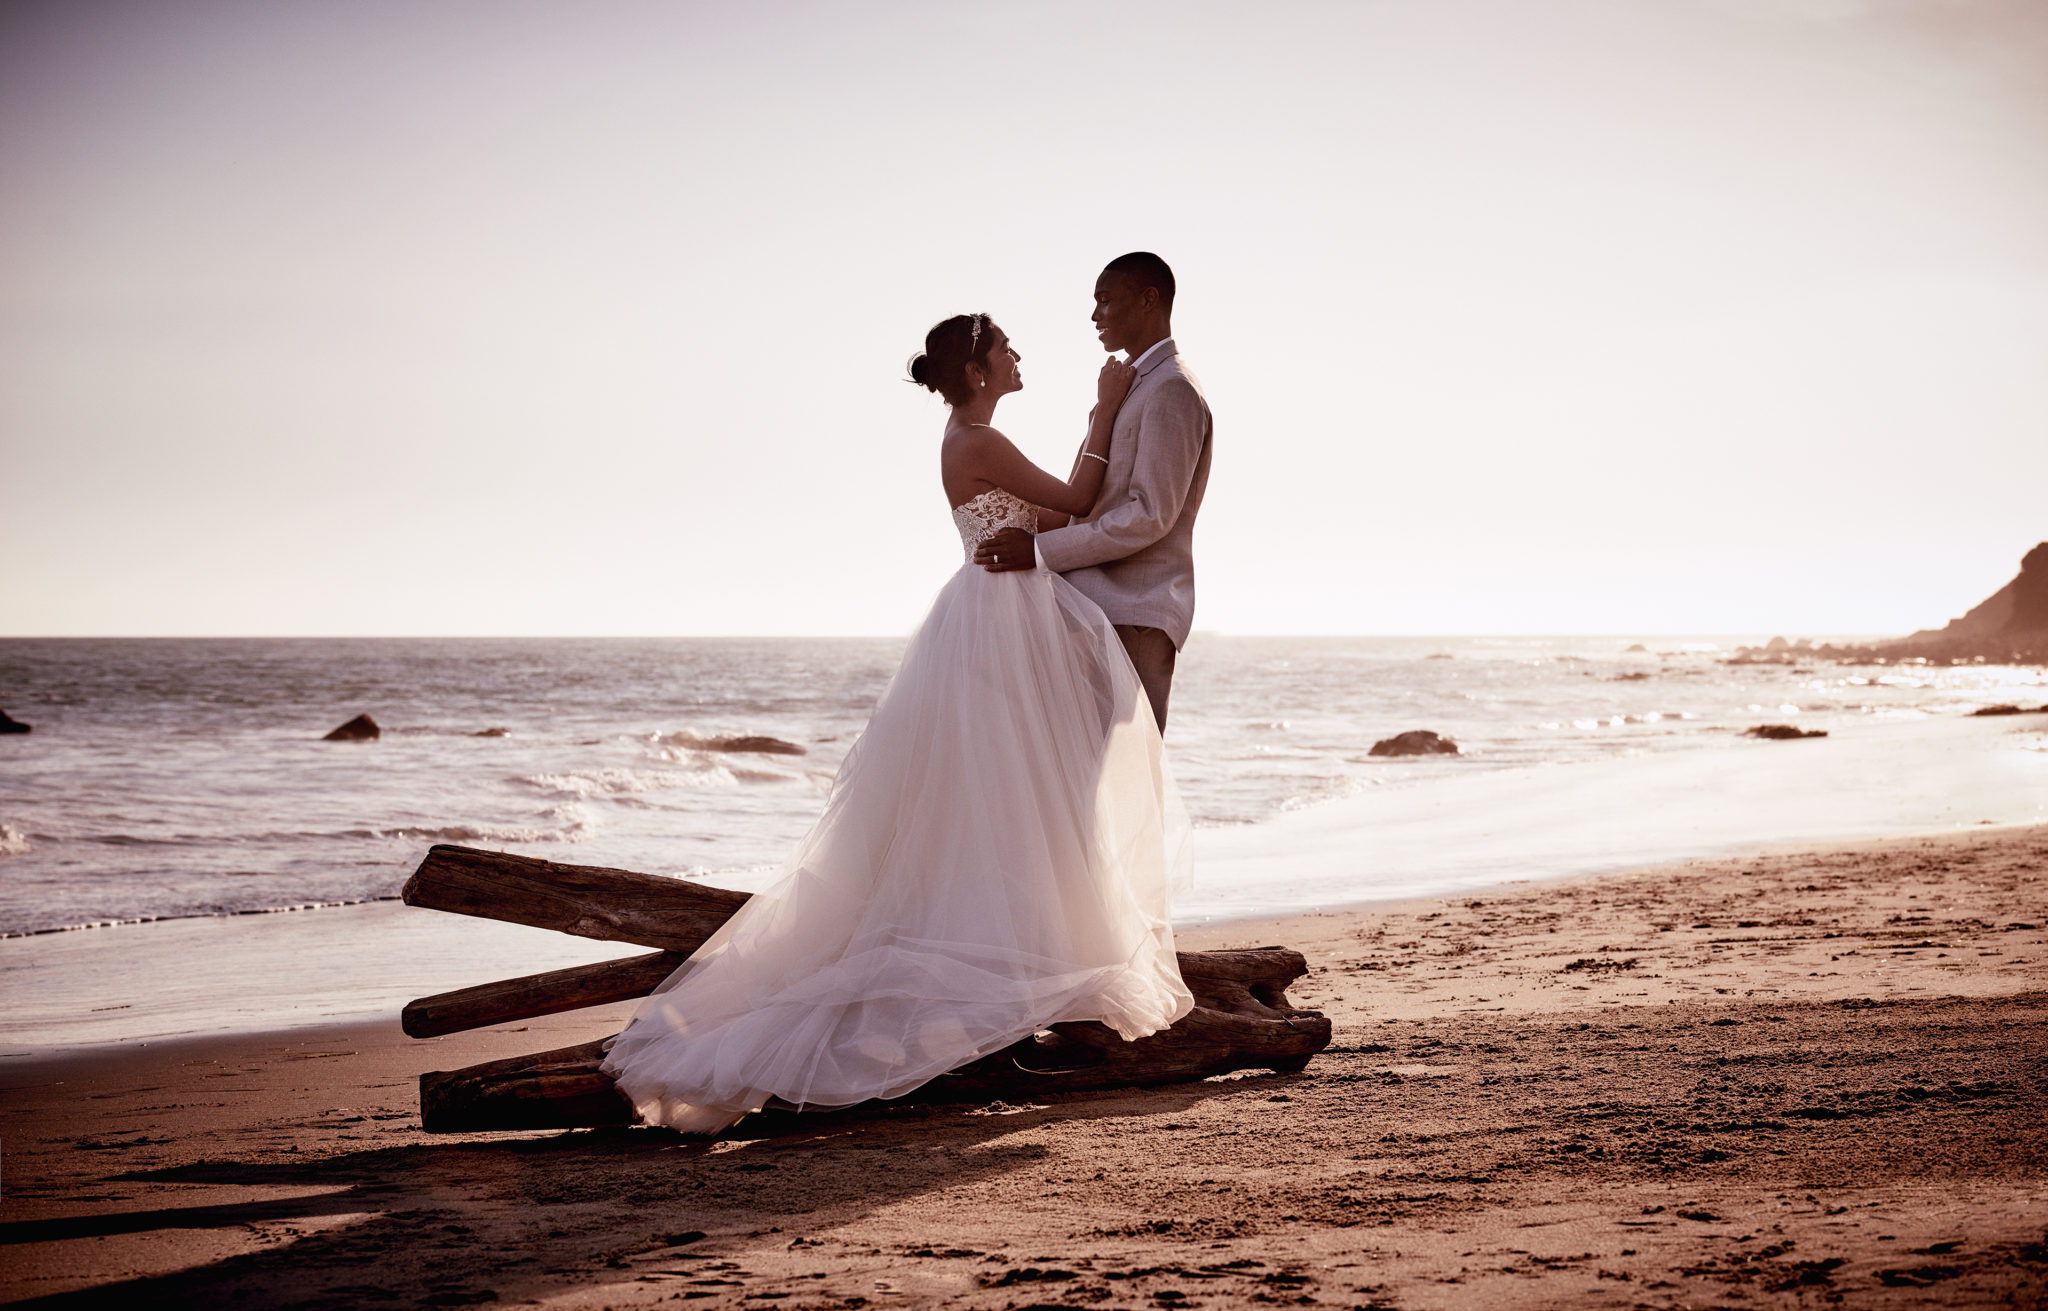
[1128,337,1175,374]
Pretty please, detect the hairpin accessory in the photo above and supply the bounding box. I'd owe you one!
[966,313,982,355]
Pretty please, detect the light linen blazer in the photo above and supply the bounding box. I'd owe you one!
[1035,339,1213,649]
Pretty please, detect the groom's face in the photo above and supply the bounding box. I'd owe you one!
[1091,272,1149,355]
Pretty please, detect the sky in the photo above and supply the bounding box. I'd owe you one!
[2,0,2043,638]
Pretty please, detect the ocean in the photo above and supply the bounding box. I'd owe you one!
[3,636,2044,1050]
[3,634,2042,937]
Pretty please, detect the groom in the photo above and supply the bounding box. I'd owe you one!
[974,252,1214,732]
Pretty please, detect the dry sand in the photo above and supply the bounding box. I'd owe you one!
[3,826,2045,1308]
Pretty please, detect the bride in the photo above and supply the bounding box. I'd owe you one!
[601,313,1195,1132]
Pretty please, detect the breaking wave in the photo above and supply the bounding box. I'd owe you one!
[370,803,596,844]
[644,743,803,782]
[522,765,738,798]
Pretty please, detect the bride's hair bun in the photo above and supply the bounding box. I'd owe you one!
[906,313,995,407]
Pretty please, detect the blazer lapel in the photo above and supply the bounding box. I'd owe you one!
[1115,338,1175,439]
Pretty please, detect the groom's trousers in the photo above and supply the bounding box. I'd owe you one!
[1115,624,1177,734]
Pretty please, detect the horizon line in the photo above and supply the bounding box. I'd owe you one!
[0,630,1897,642]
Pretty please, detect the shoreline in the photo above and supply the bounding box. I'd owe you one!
[8,817,2047,1062]
[0,894,403,941]
[3,825,2043,1306]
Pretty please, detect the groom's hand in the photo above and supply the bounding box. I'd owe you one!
[974,526,1036,573]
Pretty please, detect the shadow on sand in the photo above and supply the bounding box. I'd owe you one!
[5,1074,1295,1308]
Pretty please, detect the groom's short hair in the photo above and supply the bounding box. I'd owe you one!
[1102,251,1175,307]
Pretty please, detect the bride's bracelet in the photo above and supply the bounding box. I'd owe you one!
[1082,451,1109,464]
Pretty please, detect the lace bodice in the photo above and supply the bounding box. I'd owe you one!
[952,488,1039,560]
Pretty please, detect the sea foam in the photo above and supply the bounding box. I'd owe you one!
[522,765,738,797]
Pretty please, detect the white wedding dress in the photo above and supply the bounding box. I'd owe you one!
[601,487,1195,1132]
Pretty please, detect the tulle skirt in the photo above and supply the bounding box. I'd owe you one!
[600,561,1194,1132]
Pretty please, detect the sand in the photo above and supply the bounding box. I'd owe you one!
[3,825,2044,1308]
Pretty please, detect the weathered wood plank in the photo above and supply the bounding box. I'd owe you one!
[400,950,688,1038]
[970,1007,1333,1090]
[400,844,748,951]
[1176,947,1309,1018]
[421,1039,635,1132]
[419,1008,1333,1134]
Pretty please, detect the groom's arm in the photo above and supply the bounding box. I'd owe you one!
[1033,378,1207,573]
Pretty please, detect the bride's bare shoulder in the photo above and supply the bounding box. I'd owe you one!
[941,423,1007,500]
[941,423,1021,480]
[943,422,1012,450]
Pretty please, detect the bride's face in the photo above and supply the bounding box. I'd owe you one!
[978,329,1023,397]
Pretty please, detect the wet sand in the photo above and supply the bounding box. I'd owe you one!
[3,825,2045,1308]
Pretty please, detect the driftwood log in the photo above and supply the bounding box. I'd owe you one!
[402,845,1332,1133]
[402,949,687,1039]
[403,844,749,952]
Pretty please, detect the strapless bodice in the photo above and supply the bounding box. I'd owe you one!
[952,488,1038,560]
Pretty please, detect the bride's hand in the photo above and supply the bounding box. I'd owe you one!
[1096,358,1137,410]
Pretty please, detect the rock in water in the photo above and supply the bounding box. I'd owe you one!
[1368,729,1460,757]
[0,708,30,734]
[323,714,381,741]
[709,734,806,756]
[666,732,808,756]
[1745,724,1827,740]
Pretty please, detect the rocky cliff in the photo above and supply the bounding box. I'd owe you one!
[1732,542,2048,666]
[1889,541,2048,660]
